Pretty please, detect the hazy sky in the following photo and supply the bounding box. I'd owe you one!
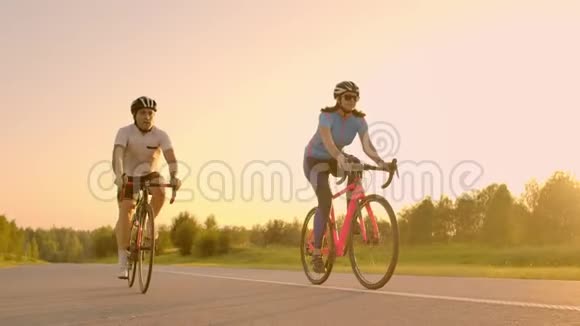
[2,0,579,230]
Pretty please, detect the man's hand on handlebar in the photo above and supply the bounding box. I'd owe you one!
[170,176,182,191]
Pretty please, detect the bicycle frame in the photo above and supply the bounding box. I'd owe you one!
[307,173,381,257]
[128,182,151,258]
[331,181,372,256]
[126,180,175,254]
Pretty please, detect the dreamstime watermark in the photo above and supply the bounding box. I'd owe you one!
[365,121,400,158]
[87,121,484,203]
[87,160,196,202]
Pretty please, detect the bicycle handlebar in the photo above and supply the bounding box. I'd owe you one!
[336,158,399,189]
[125,182,178,204]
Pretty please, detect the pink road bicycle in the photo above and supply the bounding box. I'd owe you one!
[300,158,399,290]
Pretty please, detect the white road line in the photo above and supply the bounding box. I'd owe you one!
[158,269,580,312]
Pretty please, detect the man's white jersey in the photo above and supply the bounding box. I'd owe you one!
[114,124,173,177]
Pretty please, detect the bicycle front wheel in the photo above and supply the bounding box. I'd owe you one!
[138,204,155,294]
[300,207,335,285]
[127,215,138,288]
[348,194,399,290]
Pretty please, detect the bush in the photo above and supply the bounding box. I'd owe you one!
[170,212,198,246]
[91,226,116,258]
[156,225,172,255]
[174,219,198,255]
[195,230,219,257]
[250,225,266,247]
[217,230,231,254]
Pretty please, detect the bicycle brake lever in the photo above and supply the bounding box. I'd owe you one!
[169,186,177,204]
[391,158,399,178]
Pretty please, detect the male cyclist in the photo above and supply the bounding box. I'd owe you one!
[112,96,182,279]
[303,81,395,273]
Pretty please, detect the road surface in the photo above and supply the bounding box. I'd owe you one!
[1,264,580,325]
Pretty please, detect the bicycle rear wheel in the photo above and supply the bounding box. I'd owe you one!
[138,204,155,294]
[300,207,335,285]
[348,194,399,290]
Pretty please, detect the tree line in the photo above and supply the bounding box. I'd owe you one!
[0,212,303,262]
[1,170,579,262]
[398,171,580,246]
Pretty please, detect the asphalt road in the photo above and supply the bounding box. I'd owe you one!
[1,264,580,325]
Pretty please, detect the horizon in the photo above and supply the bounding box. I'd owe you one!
[2,168,574,232]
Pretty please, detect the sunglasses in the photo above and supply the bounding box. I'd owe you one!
[343,94,359,101]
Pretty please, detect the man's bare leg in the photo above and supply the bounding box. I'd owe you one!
[115,199,135,279]
[150,186,166,219]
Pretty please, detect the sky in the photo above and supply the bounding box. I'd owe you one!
[1,0,579,231]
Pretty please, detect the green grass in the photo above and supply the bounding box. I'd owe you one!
[398,243,580,267]
[87,244,580,281]
[90,247,303,270]
[169,246,303,270]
